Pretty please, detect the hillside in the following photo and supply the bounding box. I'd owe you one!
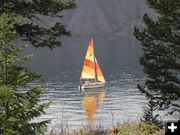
[61,0,156,38]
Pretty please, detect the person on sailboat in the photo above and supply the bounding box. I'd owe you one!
[85,79,94,85]
[85,81,90,85]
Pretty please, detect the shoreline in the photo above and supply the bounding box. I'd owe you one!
[44,121,164,135]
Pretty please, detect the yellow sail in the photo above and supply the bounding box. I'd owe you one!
[80,39,95,79]
[95,58,105,82]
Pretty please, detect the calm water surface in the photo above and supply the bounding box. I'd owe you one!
[20,38,146,131]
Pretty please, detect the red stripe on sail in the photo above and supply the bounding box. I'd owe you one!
[84,59,94,69]
[96,63,100,70]
[89,39,93,47]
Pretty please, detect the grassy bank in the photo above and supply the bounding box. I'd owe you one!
[48,122,164,135]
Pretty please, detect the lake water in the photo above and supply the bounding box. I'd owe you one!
[20,37,146,132]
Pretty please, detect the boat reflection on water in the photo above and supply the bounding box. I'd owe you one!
[82,89,105,127]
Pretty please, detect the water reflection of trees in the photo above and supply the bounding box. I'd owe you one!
[82,89,105,127]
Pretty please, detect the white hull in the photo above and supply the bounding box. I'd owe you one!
[79,82,105,90]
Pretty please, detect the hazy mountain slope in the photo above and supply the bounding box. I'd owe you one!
[44,0,156,37]
[66,0,113,35]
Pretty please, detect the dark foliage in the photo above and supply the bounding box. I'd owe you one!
[0,0,76,49]
[0,13,51,135]
[134,0,180,124]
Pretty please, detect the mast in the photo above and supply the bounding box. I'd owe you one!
[92,38,98,82]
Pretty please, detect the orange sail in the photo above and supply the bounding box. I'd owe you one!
[81,39,95,79]
[95,58,105,82]
[80,38,105,83]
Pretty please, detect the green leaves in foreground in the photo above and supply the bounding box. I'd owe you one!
[70,122,164,135]
[0,13,51,135]
[134,0,180,125]
[0,0,76,49]
[0,85,51,135]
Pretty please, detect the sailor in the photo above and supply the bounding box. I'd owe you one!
[85,80,91,85]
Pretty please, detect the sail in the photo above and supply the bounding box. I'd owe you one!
[81,39,95,79]
[95,58,105,82]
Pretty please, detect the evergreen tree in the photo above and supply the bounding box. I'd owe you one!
[0,13,51,135]
[134,0,180,124]
[141,96,162,127]
[0,0,76,49]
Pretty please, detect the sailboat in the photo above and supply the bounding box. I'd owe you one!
[79,38,105,89]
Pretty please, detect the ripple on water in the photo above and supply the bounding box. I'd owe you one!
[18,72,146,130]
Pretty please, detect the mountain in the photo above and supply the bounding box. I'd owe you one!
[61,0,156,38]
